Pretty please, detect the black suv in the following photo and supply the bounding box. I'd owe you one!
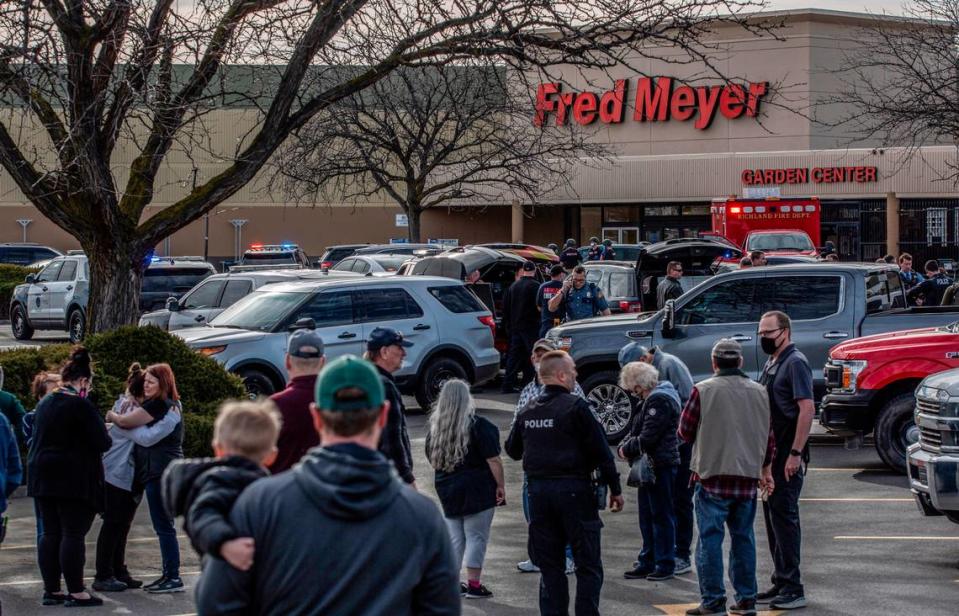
[141,258,217,312]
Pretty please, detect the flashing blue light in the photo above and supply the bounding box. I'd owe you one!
[150,256,161,263]
[281,243,295,250]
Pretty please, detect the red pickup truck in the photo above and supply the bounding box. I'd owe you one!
[821,321,959,472]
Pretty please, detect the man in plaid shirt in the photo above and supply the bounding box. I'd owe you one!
[677,339,775,616]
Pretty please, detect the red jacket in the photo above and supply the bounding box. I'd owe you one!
[268,375,319,474]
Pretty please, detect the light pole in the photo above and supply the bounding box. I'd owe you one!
[229,219,248,261]
[16,219,31,242]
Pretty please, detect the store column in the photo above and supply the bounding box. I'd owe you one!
[511,199,524,243]
[885,192,899,258]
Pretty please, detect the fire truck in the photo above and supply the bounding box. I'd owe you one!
[709,196,821,258]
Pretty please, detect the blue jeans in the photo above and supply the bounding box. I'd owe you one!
[694,485,757,606]
[523,474,573,564]
[144,479,180,578]
[637,464,677,572]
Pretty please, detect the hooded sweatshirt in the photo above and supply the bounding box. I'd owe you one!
[621,381,682,467]
[195,443,460,616]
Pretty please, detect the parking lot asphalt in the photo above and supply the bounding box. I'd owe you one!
[1,392,958,615]
[0,322,68,350]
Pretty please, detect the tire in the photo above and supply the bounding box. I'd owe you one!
[582,370,634,444]
[11,304,34,340]
[945,511,959,525]
[238,368,276,399]
[414,357,468,412]
[874,393,919,474]
[68,309,85,344]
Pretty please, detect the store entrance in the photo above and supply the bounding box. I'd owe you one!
[821,222,859,261]
[602,227,640,243]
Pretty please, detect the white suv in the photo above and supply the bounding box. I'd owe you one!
[174,276,499,410]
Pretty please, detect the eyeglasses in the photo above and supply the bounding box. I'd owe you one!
[758,327,784,337]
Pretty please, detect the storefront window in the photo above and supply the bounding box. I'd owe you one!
[603,205,640,223]
[580,206,602,241]
[927,208,947,246]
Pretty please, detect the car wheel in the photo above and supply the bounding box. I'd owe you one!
[238,368,276,399]
[582,370,634,444]
[874,393,917,474]
[415,357,468,413]
[68,309,85,344]
[945,511,959,525]
[11,304,34,340]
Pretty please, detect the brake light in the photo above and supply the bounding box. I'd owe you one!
[250,243,263,250]
[320,261,333,269]
[477,315,496,339]
[619,300,643,313]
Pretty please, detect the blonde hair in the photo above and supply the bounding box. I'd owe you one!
[213,400,282,461]
[426,379,475,473]
[619,361,659,393]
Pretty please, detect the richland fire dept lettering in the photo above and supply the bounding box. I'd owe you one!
[534,77,768,130]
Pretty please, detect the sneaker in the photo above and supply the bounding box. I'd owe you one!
[685,600,726,615]
[464,583,493,599]
[142,576,166,591]
[63,593,104,608]
[117,570,143,589]
[728,599,757,615]
[674,557,692,575]
[623,564,654,579]
[756,586,782,604]
[769,593,807,610]
[41,592,68,606]
[516,559,540,573]
[565,557,576,575]
[146,577,184,594]
[646,569,674,582]
[460,582,468,596]
[91,577,127,592]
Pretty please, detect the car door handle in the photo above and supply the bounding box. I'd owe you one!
[413,324,431,331]
[194,315,206,323]
[66,285,73,291]
[337,332,356,339]
[41,286,48,292]
[823,331,850,340]
[729,335,752,342]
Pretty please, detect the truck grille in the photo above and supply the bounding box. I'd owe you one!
[918,425,942,452]
[915,397,942,417]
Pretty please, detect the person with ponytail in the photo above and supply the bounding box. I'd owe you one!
[105,363,184,594]
[27,347,111,607]
[94,363,181,592]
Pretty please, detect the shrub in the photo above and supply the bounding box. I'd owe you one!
[183,413,216,458]
[0,264,37,320]
[0,344,72,409]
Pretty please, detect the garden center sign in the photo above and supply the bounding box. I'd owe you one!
[533,77,769,130]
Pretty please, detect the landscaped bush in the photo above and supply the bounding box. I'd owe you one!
[0,264,37,320]
[0,344,72,410]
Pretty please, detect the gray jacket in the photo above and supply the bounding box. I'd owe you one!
[103,395,181,491]
[651,350,694,405]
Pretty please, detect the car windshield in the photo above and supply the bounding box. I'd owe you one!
[142,268,213,293]
[210,290,306,331]
[372,256,407,272]
[746,233,814,252]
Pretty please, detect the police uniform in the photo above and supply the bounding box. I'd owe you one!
[560,247,581,270]
[562,282,609,322]
[505,385,622,616]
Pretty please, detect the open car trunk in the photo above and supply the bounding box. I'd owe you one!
[635,239,742,309]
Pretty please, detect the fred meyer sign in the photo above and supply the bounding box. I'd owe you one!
[534,77,768,130]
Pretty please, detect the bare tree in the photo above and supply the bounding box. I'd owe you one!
[275,65,609,242]
[830,1,959,173]
[0,0,765,332]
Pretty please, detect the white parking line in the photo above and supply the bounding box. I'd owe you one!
[2,534,190,551]
[835,536,959,541]
[0,570,201,587]
[800,498,912,502]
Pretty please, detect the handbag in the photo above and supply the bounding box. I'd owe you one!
[627,453,656,488]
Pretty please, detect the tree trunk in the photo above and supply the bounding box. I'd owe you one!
[407,207,423,243]
[85,240,148,335]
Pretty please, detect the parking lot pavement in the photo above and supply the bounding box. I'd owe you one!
[0,322,68,349]
[2,391,958,615]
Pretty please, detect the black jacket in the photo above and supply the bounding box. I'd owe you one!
[161,456,268,558]
[907,273,953,306]
[656,276,684,309]
[505,385,622,496]
[376,366,415,484]
[134,398,183,486]
[194,443,460,616]
[503,276,541,334]
[27,389,111,511]
[620,385,681,467]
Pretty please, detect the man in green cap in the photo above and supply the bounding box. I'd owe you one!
[196,355,460,616]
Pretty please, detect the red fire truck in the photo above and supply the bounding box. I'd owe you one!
[709,196,821,258]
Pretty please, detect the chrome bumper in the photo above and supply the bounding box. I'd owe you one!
[908,443,959,515]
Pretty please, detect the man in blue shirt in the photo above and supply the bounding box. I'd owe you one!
[536,265,566,338]
[546,265,611,322]
[585,237,605,261]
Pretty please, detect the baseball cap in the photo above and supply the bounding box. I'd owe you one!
[712,338,743,360]
[618,342,650,367]
[533,338,559,353]
[549,264,565,277]
[287,328,324,358]
[522,261,536,272]
[367,326,414,352]
[314,355,385,412]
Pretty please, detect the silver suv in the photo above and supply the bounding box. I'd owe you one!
[174,276,500,410]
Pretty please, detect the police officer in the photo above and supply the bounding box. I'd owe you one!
[506,351,624,616]
[547,243,560,255]
[546,265,611,323]
[537,265,566,338]
[601,239,616,261]
[907,259,953,306]
[559,239,581,271]
[585,237,605,261]
[502,261,542,393]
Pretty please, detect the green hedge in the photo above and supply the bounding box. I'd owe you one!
[0,325,246,457]
[0,264,36,320]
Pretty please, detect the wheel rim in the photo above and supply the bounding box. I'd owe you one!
[71,315,83,341]
[901,421,920,449]
[430,368,458,401]
[587,384,633,436]
[12,311,23,336]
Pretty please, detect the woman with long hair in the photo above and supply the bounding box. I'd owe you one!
[106,363,184,593]
[425,379,504,599]
[28,347,111,607]
[95,363,181,592]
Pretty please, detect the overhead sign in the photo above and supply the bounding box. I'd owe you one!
[741,166,878,185]
[395,214,409,227]
[534,77,768,130]
[743,186,781,199]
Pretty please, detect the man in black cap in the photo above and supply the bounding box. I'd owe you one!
[365,327,416,487]
[502,261,542,393]
[536,265,567,338]
[559,239,581,271]
[268,329,326,474]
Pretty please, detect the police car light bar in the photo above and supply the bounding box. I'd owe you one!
[247,244,299,252]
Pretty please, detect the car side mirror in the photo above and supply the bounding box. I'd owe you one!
[290,317,316,331]
[662,299,676,338]
[166,297,180,312]
[25,274,36,284]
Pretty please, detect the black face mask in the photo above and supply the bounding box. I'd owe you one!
[761,330,785,355]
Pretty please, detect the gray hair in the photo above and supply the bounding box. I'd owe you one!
[426,379,475,473]
[619,361,659,393]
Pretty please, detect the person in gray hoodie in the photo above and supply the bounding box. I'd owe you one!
[195,355,459,616]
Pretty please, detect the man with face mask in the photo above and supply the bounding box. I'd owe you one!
[756,311,814,611]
